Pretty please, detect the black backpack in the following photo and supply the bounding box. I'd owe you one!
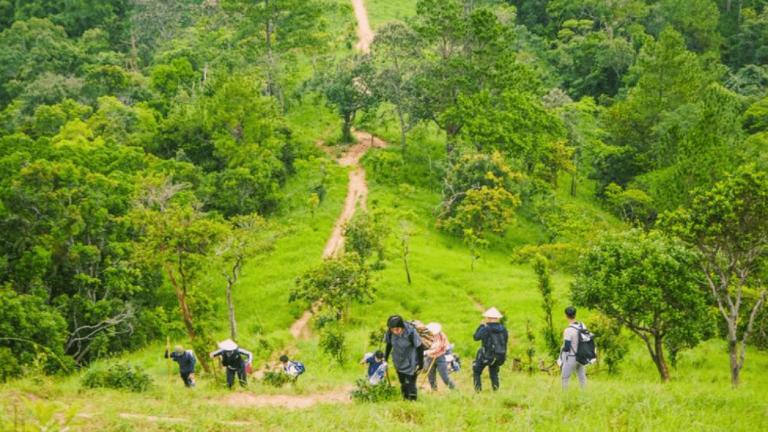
[570,323,597,365]
[221,350,242,368]
[483,328,507,365]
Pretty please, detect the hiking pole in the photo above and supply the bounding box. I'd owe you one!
[420,355,437,386]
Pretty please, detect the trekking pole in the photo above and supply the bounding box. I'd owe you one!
[420,355,437,386]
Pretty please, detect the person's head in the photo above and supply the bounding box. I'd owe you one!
[565,306,577,320]
[279,354,289,364]
[374,350,384,360]
[482,307,503,323]
[173,345,184,354]
[387,315,405,336]
[426,322,442,335]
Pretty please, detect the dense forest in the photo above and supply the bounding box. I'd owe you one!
[1,0,767,414]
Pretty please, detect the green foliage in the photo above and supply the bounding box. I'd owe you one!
[343,210,389,267]
[319,323,347,365]
[661,165,768,386]
[291,254,374,320]
[533,255,559,360]
[573,229,711,381]
[350,379,399,403]
[81,362,152,392]
[588,314,629,374]
[263,370,292,387]
[0,398,78,432]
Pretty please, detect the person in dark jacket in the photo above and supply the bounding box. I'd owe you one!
[384,315,423,401]
[209,339,253,389]
[472,307,508,391]
[164,345,196,387]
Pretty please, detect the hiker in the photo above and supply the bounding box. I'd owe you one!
[360,350,387,385]
[424,323,456,391]
[559,306,589,390]
[210,339,253,389]
[164,345,196,388]
[384,315,424,401]
[279,355,306,381]
[472,307,508,392]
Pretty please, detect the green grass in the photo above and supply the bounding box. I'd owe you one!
[364,0,418,28]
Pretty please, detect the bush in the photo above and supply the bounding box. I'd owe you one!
[81,363,151,392]
[263,370,292,387]
[320,324,347,365]
[350,379,399,403]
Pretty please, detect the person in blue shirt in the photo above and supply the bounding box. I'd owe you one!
[164,345,196,387]
[361,350,387,384]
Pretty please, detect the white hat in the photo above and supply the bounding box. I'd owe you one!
[218,339,238,350]
[483,307,503,319]
[426,322,442,335]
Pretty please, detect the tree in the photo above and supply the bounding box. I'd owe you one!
[371,22,422,154]
[533,254,559,360]
[132,181,227,372]
[343,210,389,267]
[573,229,711,382]
[662,166,768,387]
[291,254,374,320]
[653,0,722,53]
[315,54,377,143]
[216,214,276,341]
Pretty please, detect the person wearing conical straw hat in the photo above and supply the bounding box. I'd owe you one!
[472,307,508,391]
[424,322,456,391]
[209,339,253,389]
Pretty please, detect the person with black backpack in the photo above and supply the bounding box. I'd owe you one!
[210,339,253,389]
[384,315,424,401]
[559,306,595,389]
[472,307,508,392]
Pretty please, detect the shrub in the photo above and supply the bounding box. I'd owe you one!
[320,324,347,365]
[263,370,291,387]
[350,379,399,403]
[81,363,151,392]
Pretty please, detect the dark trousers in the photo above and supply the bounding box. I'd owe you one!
[180,371,195,387]
[473,359,500,391]
[427,356,455,390]
[396,371,417,401]
[226,365,247,388]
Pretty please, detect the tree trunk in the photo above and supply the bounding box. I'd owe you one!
[397,108,408,156]
[653,335,671,382]
[402,243,411,285]
[728,336,741,387]
[226,279,237,341]
[164,265,196,340]
[342,112,354,143]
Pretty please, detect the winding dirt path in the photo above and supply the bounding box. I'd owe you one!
[351,0,374,53]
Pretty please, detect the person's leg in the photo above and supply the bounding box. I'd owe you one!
[561,357,574,390]
[238,365,247,387]
[436,357,455,389]
[576,363,586,389]
[188,373,196,387]
[226,368,235,388]
[180,372,190,387]
[404,373,418,401]
[397,371,409,400]
[489,363,500,391]
[427,358,438,390]
[472,359,485,391]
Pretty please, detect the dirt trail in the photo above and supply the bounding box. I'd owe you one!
[351,0,374,53]
[220,386,353,410]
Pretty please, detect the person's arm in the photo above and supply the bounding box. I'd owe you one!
[239,348,253,365]
[210,349,223,358]
[416,345,425,370]
[164,349,170,359]
[473,325,487,341]
[384,331,392,362]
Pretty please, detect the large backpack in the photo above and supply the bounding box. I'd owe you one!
[221,350,242,368]
[409,321,433,349]
[483,328,507,365]
[570,323,597,365]
[292,361,306,375]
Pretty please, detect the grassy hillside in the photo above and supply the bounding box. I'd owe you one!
[3,135,768,431]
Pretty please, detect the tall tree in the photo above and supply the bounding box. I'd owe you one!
[662,166,768,387]
[573,229,711,382]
